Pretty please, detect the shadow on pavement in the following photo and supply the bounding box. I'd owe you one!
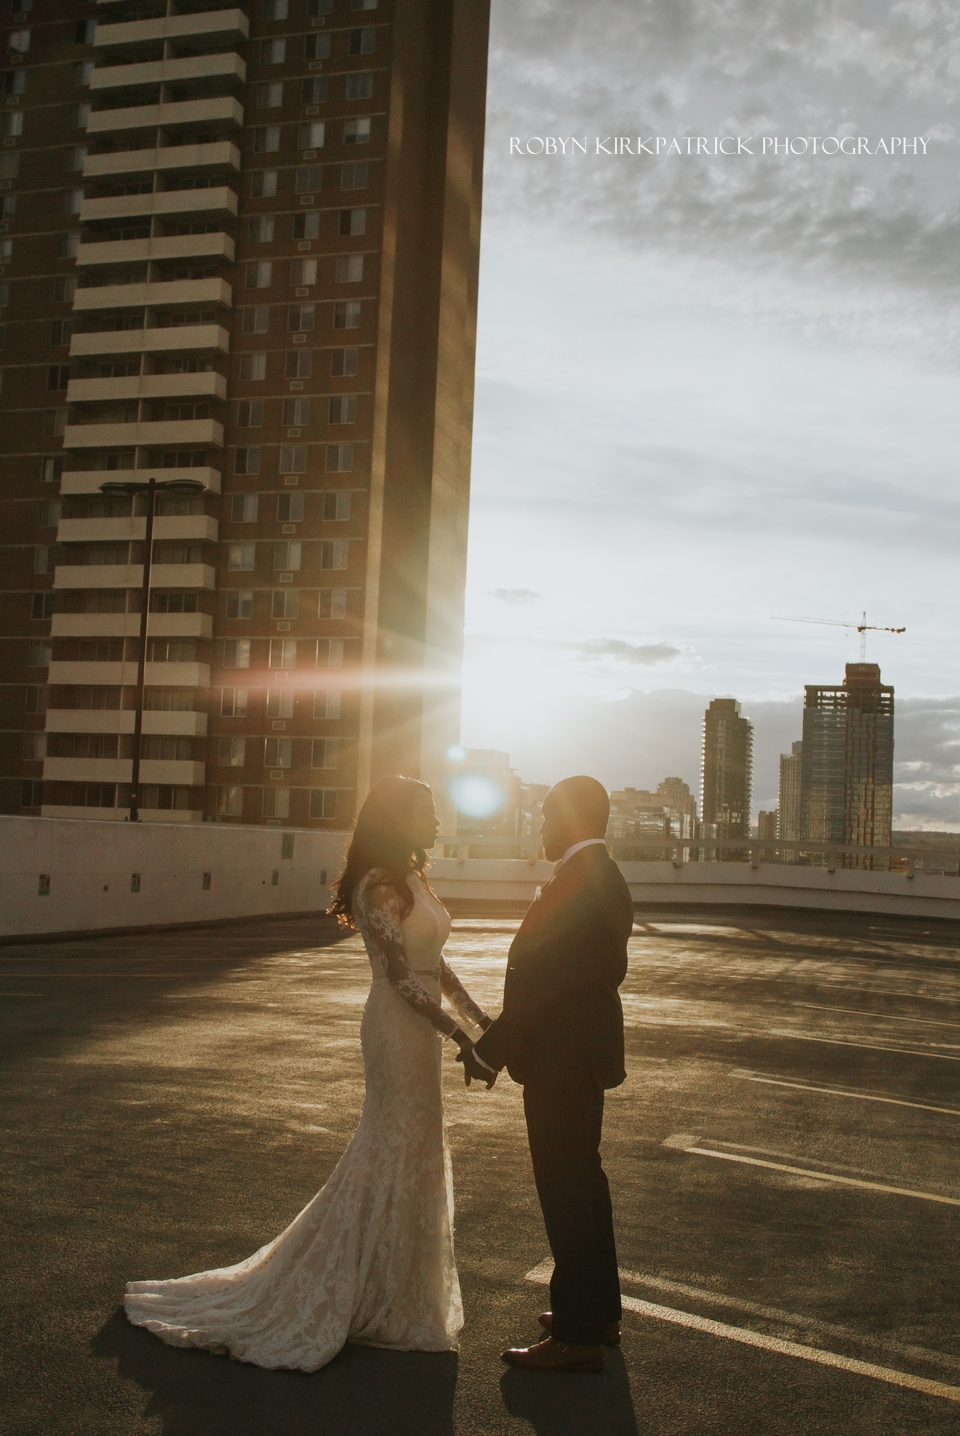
[499,1352,640,1436]
[92,1308,458,1436]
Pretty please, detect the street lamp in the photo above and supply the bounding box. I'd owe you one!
[99,476,208,823]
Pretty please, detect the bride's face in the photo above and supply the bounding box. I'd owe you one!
[407,788,440,853]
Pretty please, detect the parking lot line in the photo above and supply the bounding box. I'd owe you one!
[671,1140,960,1206]
[729,1069,960,1117]
[524,1264,960,1403]
[797,1003,960,1030]
[765,1029,960,1062]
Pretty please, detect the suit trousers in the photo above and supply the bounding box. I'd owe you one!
[522,1083,622,1346]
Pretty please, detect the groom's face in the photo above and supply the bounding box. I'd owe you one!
[539,795,569,862]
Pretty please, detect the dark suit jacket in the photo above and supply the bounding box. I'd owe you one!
[474,843,634,1090]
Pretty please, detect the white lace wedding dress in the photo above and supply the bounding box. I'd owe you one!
[123,869,487,1372]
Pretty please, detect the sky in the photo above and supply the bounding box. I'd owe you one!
[459,0,960,828]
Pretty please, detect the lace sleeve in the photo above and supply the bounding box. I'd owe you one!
[439,958,489,1031]
[355,874,460,1039]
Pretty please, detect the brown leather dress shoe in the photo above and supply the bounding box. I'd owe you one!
[538,1311,621,1346]
[500,1336,604,1373]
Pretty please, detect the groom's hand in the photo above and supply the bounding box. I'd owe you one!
[455,1046,497,1089]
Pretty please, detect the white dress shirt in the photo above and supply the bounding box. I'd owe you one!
[471,837,608,1075]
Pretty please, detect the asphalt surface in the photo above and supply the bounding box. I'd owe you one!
[3,905,960,1435]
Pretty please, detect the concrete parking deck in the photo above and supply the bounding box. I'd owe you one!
[3,906,960,1435]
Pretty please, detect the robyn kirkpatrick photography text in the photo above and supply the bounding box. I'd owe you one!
[509,135,932,156]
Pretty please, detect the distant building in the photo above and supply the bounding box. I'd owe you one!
[657,776,697,824]
[757,810,778,841]
[449,749,521,839]
[700,699,753,839]
[799,664,893,868]
[778,741,803,843]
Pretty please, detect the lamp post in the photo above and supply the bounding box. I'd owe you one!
[99,476,207,823]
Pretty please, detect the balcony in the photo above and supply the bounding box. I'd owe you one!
[51,612,213,639]
[82,141,241,181]
[56,514,218,543]
[62,418,224,449]
[42,758,206,786]
[70,327,230,360]
[73,276,232,313]
[40,805,204,824]
[87,96,244,137]
[77,233,235,268]
[44,709,208,737]
[47,661,211,686]
[66,372,227,404]
[94,10,248,49]
[53,563,217,590]
[60,465,222,495]
[90,52,246,92]
[79,186,238,223]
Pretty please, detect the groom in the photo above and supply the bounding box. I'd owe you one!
[465,775,634,1373]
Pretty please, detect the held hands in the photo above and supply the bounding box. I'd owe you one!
[453,1030,496,1089]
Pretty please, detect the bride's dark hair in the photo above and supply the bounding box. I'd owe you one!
[329,774,435,929]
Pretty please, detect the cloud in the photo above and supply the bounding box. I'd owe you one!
[491,587,541,604]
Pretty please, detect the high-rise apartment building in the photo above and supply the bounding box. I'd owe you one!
[700,697,752,839]
[799,663,893,867]
[1,0,489,827]
[777,739,802,842]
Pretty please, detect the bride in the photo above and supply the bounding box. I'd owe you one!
[124,774,493,1371]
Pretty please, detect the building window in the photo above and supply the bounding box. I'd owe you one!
[331,347,358,377]
[222,638,251,668]
[343,118,371,145]
[288,304,315,332]
[1,111,23,139]
[257,82,284,108]
[293,211,320,240]
[253,126,281,154]
[246,261,273,289]
[154,541,204,566]
[27,640,52,668]
[73,60,93,85]
[42,409,68,436]
[33,545,54,573]
[146,639,197,663]
[339,208,366,236]
[350,0,378,9]
[346,73,373,100]
[326,442,354,472]
[272,588,299,619]
[5,69,26,95]
[279,445,307,474]
[273,541,302,571]
[277,493,305,523]
[61,188,83,215]
[241,307,271,335]
[24,685,48,713]
[21,780,44,809]
[240,353,267,381]
[295,165,323,194]
[335,254,364,284]
[262,787,290,819]
[69,103,89,130]
[144,688,194,711]
[304,33,330,60]
[218,737,246,767]
[31,592,55,619]
[260,37,286,63]
[232,494,259,524]
[310,788,337,819]
[50,319,74,345]
[329,395,356,424]
[282,397,310,426]
[248,215,275,243]
[298,122,325,150]
[235,448,261,475]
[268,639,297,670]
[312,738,339,769]
[266,688,294,718]
[47,366,70,392]
[251,170,278,198]
[226,590,253,619]
[333,301,361,329]
[40,457,64,485]
[348,27,376,54]
[221,687,248,717]
[264,736,293,766]
[314,689,341,719]
[285,350,312,379]
[237,400,264,427]
[64,145,87,172]
[217,786,244,816]
[290,258,317,286]
[319,541,349,572]
[301,77,328,104]
[323,492,351,521]
[341,162,368,190]
[228,542,256,571]
[307,0,333,13]
[263,0,289,18]
[37,500,62,528]
[8,29,30,53]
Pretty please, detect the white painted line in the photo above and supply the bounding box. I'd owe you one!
[766,1029,960,1063]
[523,1264,960,1404]
[819,984,960,1008]
[729,1069,960,1118]
[673,1140,960,1207]
[797,1003,960,1031]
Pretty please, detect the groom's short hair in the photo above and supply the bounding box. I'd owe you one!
[545,775,610,838]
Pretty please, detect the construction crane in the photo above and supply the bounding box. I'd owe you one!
[771,611,905,662]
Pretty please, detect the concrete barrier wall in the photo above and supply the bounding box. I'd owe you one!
[0,815,349,940]
[3,816,960,941]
